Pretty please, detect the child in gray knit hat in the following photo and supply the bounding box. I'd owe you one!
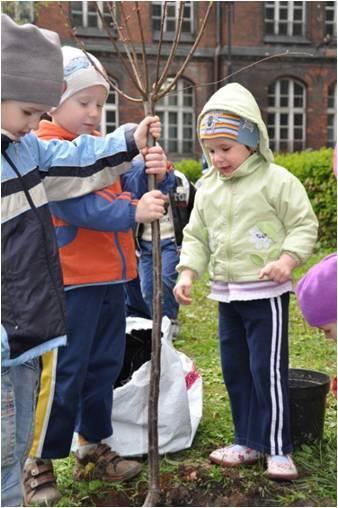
[1,14,166,507]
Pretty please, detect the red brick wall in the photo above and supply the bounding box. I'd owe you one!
[228,2,264,46]
[33,1,336,152]
[37,2,72,39]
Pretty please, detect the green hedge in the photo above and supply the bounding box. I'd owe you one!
[275,148,336,249]
[174,159,203,183]
[175,148,336,248]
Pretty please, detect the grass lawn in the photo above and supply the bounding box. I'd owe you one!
[54,248,336,507]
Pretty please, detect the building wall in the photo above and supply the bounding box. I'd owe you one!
[36,1,336,156]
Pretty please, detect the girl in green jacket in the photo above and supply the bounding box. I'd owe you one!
[174,83,318,481]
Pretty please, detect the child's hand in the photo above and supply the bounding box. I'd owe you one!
[135,190,168,223]
[141,145,167,183]
[259,253,298,283]
[173,270,195,305]
[134,116,161,150]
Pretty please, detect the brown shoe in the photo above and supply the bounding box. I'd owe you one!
[22,458,61,506]
[73,443,142,482]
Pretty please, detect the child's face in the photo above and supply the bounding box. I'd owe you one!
[319,322,337,341]
[203,138,252,177]
[51,85,107,135]
[1,100,51,138]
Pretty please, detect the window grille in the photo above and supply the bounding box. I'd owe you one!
[325,2,337,37]
[152,1,193,34]
[267,79,306,152]
[265,1,305,37]
[327,83,336,147]
[101,87,119,135]
[70,1,113,29]
[156,78,195,155]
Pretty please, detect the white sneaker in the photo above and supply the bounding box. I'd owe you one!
[209,444,262,467]
[266,454,299,481]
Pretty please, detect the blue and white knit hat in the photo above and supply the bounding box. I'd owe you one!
[54,46,110,109]
[200,111,259,149]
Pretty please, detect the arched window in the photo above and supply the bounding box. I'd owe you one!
[267,79,306,152]
[156,78,195,155]
[101,87,119,135]
[327,83,336,147]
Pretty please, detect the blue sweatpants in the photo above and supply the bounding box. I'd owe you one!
[138,239,179,320]
[30,284,126,459]
[125,275,151,319]
[218,293,292,455]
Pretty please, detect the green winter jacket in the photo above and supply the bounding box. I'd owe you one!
[177,83,318,282]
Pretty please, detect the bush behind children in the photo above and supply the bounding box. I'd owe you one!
[1,14,166,507]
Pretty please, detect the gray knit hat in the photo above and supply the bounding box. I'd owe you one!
[1,14,64,107]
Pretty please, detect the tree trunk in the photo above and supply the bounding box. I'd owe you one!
[142,98,162,507]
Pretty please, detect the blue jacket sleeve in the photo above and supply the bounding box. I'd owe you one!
[49,157,175,232]
[121,155,176,197]
[49,191,137,232]
[29,126,139,201]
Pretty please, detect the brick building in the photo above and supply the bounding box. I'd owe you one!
[5,1,337,159]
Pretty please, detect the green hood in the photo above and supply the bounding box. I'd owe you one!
[198,83,274,168]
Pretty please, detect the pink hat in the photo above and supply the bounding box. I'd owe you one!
[295,253,337,327]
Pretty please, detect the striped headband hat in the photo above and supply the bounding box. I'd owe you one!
[200,111,259,149]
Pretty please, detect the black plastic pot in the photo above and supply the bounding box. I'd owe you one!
[288,368,331,448]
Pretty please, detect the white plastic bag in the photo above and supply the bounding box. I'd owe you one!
[104,316,203,456]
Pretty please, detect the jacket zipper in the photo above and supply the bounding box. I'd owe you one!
[225,180,233,281]
[2,151,67,327]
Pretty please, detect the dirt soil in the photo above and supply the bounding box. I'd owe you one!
[89,464,280,507]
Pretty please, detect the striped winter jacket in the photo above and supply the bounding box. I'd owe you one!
[1,126,139,366]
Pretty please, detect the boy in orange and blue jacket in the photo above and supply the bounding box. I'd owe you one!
[23,46,174,505]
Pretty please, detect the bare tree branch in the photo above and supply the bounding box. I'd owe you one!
[155,1,213,101]
[57,2,143,103]
[156,1,185,89]
[95,2,142,92]
[106,75,143,102]
[101,4,144,95]
[57,4,213,507]
[171,50,313,96]
[119,2,145,89]
[135,1,149,96]
[154,1,168,87]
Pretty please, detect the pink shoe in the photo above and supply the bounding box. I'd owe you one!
[209,444,262,467]
[266,454,299,481]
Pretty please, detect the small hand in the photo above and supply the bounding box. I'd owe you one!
[135,190,168,223]
[141,145,168,183]
[134,116,161,150]
[173,271,195,305]
[259,254,298,283]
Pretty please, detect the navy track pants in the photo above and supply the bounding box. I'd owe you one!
[218,293,293,455]
[30,284,126,459]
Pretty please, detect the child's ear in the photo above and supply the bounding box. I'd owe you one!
[246,146,255,154]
